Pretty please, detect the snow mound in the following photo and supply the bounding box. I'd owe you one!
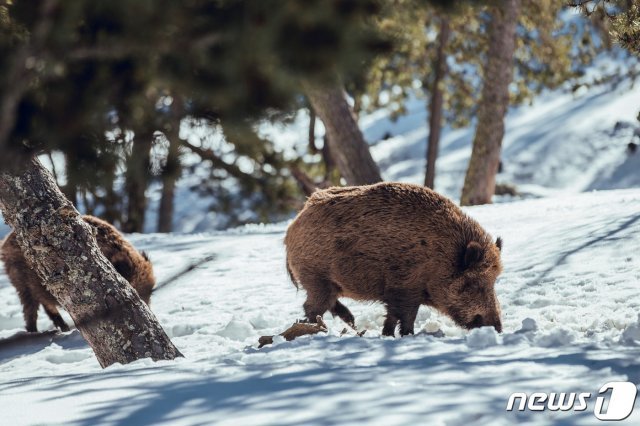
[620,314,640,346]
[466,326,499,348]
[215,317,256,341]
[535,328,575,348]
[519,317,538,333]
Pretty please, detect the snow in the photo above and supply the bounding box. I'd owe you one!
[0,41,639,426]
[1,189,640,425]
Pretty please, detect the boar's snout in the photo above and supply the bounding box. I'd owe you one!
[467,314,502,333]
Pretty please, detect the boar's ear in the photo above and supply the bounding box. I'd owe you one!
[464,241,484,269]
[496,237,503,251]
[140,251,150,262]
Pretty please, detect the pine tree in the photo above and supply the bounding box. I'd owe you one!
[425,17,450,189]
[157,98,184,233]
[358,0,597,190]
[461,0,522,206]
[570,0,640,56]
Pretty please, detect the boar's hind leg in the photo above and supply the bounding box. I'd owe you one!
[383,307,419,337]
[330,300,356,328]
[302,277,339,323]
[43,304,70,332]
[15,286,39,332]
[22,297,39,333]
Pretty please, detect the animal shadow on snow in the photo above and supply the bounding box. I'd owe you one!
[0,329,86,364]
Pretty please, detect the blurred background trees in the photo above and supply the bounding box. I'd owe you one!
[1,0,638,232]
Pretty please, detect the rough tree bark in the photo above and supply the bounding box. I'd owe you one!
[123,130,153,233]
[460,0,520,206]
[0,158,182,368]
[305,82,382,186]
[424,17,450,189]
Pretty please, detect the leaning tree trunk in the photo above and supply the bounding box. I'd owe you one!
[305,82,382,186]
[424,17,450,189]
[460,0,520,206]
[123,130,153,233]
[0,158,182,368]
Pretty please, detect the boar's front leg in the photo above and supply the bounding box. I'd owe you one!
[382,312,398,337]
[22,298,39,333]
[383,288,420,337]
[398,306,419,336]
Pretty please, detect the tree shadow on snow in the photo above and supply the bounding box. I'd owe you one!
[1,336,638,425]
[529,212,640,287]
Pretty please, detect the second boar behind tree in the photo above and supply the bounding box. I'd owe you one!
[285,182,503,336]
[1,215,156,332]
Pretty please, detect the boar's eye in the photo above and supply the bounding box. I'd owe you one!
[460,280,478,293]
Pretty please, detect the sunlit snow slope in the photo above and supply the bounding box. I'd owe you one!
[1,189,639,425]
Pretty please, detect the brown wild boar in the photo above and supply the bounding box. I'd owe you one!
[1,215,156,332]
[285,182,503,336]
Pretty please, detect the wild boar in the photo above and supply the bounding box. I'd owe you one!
[1,215,156,332]
[284,182,503,336]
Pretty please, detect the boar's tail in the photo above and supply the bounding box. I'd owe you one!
[285,254,298,289]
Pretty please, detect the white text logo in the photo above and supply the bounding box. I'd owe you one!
[506,381,638,421]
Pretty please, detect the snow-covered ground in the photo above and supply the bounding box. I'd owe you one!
[1,189,639,425]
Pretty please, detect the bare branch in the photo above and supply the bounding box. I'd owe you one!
[289,163,331,196]
[258,316,328,348]
[179,140,250,180]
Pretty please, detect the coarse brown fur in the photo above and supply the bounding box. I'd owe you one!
[284,182,504,336]
[0,215,156,332]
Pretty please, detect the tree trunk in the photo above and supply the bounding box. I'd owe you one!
[308,107,318,153]
[123,130,153,233]
[424,17,450,189]
[0,158,182,368]
[158,127,181,233]
[305,82,382,186]
[102,183,122,227]
[460,0,520,206]
[62,153,79,207]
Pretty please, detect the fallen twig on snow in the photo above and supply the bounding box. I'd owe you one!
[258,316,328,348]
